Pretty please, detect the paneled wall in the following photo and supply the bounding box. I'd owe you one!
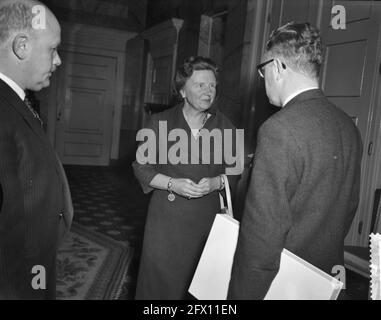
[118,37,147,162]
[216,0,247,127]
[146,0,230,29]
[41,0,146,31]
[38,0,147,164]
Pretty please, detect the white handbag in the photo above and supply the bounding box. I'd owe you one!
[189,174,238,300]
[189,174,344,300]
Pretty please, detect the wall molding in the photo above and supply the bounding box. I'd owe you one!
[61,22,136,52]
[141,18,183,42]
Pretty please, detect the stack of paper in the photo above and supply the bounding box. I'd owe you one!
[264,249,343,300]
[189,214,343,300]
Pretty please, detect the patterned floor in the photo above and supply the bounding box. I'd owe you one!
[64,164,150,299]
[64,164,370,300]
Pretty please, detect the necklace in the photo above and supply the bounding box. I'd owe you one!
[196,112,208,138]
[183,110,209,139]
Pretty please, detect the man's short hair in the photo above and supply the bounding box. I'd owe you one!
[265,22,322,79]
[0,2,35,44]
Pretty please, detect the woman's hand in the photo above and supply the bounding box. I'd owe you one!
[197,177,221,196]
[172,178,204,199]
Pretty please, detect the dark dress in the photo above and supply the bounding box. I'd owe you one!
[133,103,239,299]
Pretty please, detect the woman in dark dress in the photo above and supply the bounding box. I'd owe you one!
[133,56,241,299]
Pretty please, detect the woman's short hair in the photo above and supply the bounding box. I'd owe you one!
[265,22,322,80]
[173,56,219,99]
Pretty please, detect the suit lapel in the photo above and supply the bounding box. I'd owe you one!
[0,79,65,178]
[0,80,47,142]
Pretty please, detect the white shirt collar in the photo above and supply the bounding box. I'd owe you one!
[0,71,25,101]
[282,87,319,107]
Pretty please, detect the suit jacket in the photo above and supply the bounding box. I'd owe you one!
[228,89,363,299]
[0,79,73,299]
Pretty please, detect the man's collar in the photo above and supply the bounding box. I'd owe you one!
[0,71,25,101]
[282,87,319,107]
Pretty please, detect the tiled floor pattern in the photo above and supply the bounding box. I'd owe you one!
[64,164,150,299]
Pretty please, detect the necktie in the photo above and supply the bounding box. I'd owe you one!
[24,93,43,126]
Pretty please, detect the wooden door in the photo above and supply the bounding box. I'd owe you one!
[54,51,117,166]
[269,0,321,31]
[320,1,381,246]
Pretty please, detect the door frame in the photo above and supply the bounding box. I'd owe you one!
[364,40,381,236]
[46,23,136,161]
[239,0,271,147]
[141,18,183,104]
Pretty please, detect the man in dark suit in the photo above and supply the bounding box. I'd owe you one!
[228,22,363,299]
[0,0,73,299]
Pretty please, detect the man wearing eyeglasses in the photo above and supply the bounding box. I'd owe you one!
[228,22,363,299]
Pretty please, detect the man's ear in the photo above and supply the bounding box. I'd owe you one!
[273,58,286,81]
[12,34,29,60]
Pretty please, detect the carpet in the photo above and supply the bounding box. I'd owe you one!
[56,223,133,300]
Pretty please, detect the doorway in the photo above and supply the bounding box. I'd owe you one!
[54,51,117,166]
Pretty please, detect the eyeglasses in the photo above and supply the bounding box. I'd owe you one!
[257,59,286,78]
